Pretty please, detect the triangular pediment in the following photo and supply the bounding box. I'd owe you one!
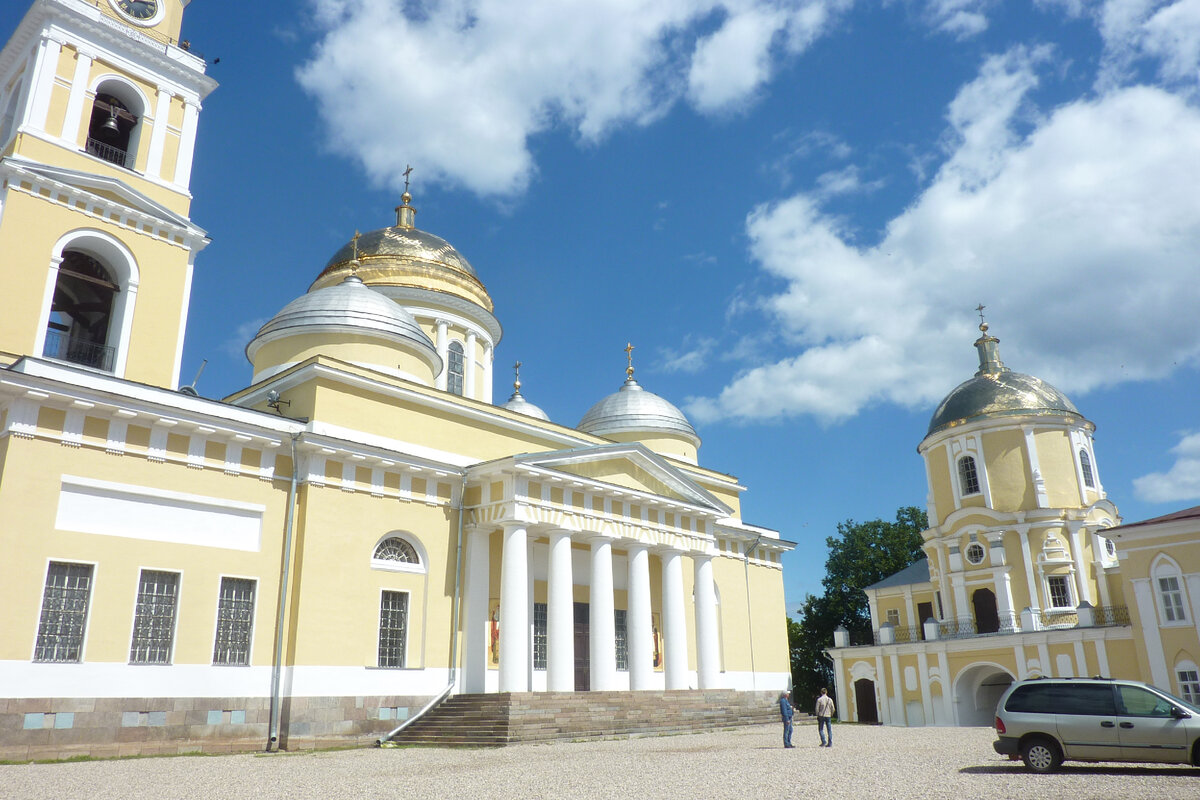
[5,157,200,232]
[512,443,731,515]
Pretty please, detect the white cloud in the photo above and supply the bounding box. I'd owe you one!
[223,318,269,362]
[1134,432,1200,502]
[298,0,851,197]
[688,47,1200,425]
[922,0,994,37]
[658,336,719,373]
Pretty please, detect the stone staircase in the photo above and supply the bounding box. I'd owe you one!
[384,689,790,747]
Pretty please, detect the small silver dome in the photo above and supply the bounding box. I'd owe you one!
[500,388,550,421]
[925,325,1083,438]
[247,275,440,370]
[578,378,699,444]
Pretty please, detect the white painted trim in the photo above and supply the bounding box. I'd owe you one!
[60,47,93,144]
[1132,578,1170,688]
[0,661,272,698]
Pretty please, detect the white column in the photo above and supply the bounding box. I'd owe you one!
[172,97,200,188]
[483,343,494,404]
[661,548,688,689]
[499,523,530,692]
[693,554,720,689]
[61,48,93,145]
[589,536,617,691]
[626,544,653,690]
[27,37,61,133]
[145,87,173,179]
[465,331,477,399]
[547,530,575,692]
[462,528,490,693]
[435,320,449,390]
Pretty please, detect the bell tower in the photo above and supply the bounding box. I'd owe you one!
[0,0,216,388]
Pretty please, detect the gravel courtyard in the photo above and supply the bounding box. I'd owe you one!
[2,723,1197,800]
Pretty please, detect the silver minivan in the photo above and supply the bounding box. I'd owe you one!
[993,677,1200,772]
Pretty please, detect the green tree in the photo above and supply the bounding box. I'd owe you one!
[789,506,927,709]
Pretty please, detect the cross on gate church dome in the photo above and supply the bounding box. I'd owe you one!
[499,362,550,421]
[924,322,1084,440]
[309,191,493,314]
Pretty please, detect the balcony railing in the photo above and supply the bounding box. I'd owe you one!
[43,329,115,371]
[837,605,1132,649]
[85,137,131,169]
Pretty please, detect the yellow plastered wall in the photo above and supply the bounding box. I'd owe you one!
[1036,429,1084,507]
[980,428,1031,510]
[0,435,288,665]
[286,485,456,668]
[251,333,437,387]
[596,430,698,464]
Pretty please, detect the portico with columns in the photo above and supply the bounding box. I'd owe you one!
[459,443,762,694]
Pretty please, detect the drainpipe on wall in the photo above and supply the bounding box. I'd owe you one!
[266,430,302,752]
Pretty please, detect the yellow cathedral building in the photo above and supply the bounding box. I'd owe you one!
[0,0,794,760]
[828,323,1200,730]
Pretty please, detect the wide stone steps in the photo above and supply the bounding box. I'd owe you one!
[386,689,789,747]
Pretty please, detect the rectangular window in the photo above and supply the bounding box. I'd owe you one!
[212,577,255,665]
[533,602,548,670]
[1047,575,1072,609]
[1159,576,1187,623]
[130,570,179,664]
[1178,669,1200,706]
[34,562,94,662]
[885,608,900,626]
[615,609,628,671]
[378,590,409,668]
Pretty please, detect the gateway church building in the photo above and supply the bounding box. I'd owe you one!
[0,0,794,760]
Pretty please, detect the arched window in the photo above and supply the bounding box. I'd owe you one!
[1176,661,1200,706]
[1079,449,1095,488]
[42,250,119,371]
[958,456,981,496]
[85,79,145,170]
[373,537,419,565]
[447,341,465,396]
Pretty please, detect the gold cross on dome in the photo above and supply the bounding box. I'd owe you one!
[975,303,986,324]
[350,230,361,272]
[403,165,413,193]
[625,342,635,379]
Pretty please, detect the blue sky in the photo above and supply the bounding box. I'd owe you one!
[8,0,1200,613]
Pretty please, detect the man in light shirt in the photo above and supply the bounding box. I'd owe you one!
[815,688,835,747]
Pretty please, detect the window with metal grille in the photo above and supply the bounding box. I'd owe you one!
[615,609,628,671]
[1159,576,1187,622]
[34,562,94,662]
[1178,669,1200,706]
[1046,575,1071,609]
[1080,449,1095,488]
[965,542,986,565]
[130,570,179,664]
[373,537,419,564]
[212,578,255,665]
[533,602,547,670]
[957,456,980,496]
[448,341,465,396]
[378,591,409,668]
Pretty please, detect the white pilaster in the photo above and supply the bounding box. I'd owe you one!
[462,528,490,693]
[693,554,720,689]
[483,343,494,404]
[589,536,617,691]
[435,320,449,390]
[172,98,199,188]
[626,544,653,690]
[61,48,93,145]
[1066,522,1092,605]
[546,530,575,692]
[145,87,173,179]
[465,331,477,400]
[499,523,529,692]
[27,37,61,133]
[661,548,688,689]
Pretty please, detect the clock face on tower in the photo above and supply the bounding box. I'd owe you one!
[110,0,163,26]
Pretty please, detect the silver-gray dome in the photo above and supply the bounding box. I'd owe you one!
[578,378,699,444]
[500,388,550,421]
[247,275,440,369]
[925,326,1083,438]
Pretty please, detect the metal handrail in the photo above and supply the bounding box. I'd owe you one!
[376,681,455,746]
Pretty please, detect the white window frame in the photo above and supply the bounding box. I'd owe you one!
[964,542,986,565]
[885,608,900,626]
[1152,556,1190,626]
[212,576,257,666]
[33,560,96,663]
[377,589,410,669]
[1079,449,1095,489]
[447,341,465,396]
[1176,662,1200,707]
[1045,574,1073,610]
[129,568,180,665]
[36,229,140,378]
[957,455,981,496]
[370,532,427,574]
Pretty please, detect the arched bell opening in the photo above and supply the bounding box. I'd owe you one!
[85,89,140,169]
[43,250,118,371]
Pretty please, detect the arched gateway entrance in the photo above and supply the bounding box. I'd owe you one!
[953,664,1013,726]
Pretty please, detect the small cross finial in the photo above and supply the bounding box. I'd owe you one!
[403,165,413,194]
[350,230,361,273]
[512,360,522,391]
[975,303,989,333]
[624,342,635,380]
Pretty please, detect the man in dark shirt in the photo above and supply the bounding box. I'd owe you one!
[779,690,795,748]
